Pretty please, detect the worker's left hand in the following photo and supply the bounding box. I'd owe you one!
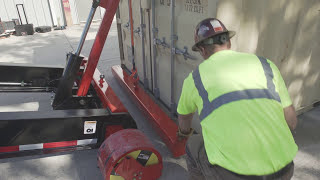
[177,128,194,141]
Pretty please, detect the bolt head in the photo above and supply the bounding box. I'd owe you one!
[100,74,105,79]
[79,99,86,105]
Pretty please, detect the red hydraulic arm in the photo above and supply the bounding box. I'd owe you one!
[77,0,120,97]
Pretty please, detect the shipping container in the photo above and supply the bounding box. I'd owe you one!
[117,0,320,132]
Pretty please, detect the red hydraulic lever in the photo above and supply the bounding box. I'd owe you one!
[77,0,120,97]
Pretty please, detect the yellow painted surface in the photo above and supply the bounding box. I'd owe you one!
[110,150,159,179]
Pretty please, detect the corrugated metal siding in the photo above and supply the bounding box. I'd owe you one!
[0,0,64,27]
[0,0,10,21]
[49,0,65,27]
[0,0,19,21]
[73,0,102,24]
[69,0,79,24]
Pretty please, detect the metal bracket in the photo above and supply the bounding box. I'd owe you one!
[138,24,146,37]
[174,46,197,61]
[123,22,130,30]
[171,34,178,41]
[134,27,141,36]
[152,27,158,33]
[154,37,170,48]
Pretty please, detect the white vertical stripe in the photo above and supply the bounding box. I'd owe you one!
[77,139,97,146]
[20,143,43,151]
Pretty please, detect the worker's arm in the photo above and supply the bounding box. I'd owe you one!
[283,105,297,131]
[176,74,197,139]
[269,60,297,131]
[178,113,194,134]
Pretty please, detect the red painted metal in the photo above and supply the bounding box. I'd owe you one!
[111,65,186,157]
[98,129,163,180]
[77,0,120,97]
[0,139,95,154]
[115,156,162,180]
[99,0,109,9]
[0,146,19,153]
[104,125,123,140]
[92,68,128,113]
[43,140,77,149]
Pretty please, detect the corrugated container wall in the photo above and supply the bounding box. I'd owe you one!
[118,0,319,132]
[0,0,65,27]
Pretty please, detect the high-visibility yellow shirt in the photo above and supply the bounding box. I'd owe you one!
[177,50,297,175]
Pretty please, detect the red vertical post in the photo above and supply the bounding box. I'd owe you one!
[77,0,120,97]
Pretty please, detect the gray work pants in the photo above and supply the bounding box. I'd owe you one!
[186,135,294,180]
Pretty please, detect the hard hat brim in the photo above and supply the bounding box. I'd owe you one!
[192,30,236,52]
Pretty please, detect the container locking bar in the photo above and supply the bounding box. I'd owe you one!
[173,46,197,61]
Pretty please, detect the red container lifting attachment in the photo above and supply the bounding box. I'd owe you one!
[112,66,187,157]
[77,0,121,97]
[92,68,128,113]
[75,0,186,157]
[98,129,163,180]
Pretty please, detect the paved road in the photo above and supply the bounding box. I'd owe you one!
[0,20,319,180]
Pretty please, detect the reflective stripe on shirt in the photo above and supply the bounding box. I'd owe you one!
[192,56,281,121]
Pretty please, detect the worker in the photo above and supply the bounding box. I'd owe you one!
[176,18,298,180]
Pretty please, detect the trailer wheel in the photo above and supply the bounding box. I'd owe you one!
[98,129,162,180]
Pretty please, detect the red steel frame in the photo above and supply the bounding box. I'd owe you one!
[75,0,127,114]
[92,68,127,113]
[77,0,120,97]
[112,66,186,157]
[75,0,186,157]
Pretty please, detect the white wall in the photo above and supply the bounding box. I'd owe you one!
[70,0,102,24]
[0,0,19,21]
[0,0,65,27]
[49,0,65,27]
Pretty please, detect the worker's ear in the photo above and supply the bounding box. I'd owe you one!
[198,46,206,58]
[227,40,231,49]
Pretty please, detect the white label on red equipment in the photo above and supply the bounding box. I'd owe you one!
[20,143,43,151]
[84,121,97,134]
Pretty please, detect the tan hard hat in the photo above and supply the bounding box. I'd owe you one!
[192,18,236,51]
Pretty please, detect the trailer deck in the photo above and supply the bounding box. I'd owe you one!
[0,20,318,180]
